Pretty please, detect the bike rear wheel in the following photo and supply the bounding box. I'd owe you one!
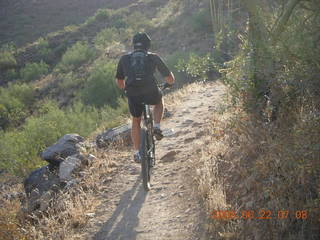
[140,128,151,191]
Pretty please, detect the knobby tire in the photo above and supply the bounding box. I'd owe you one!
[140,128,151,191]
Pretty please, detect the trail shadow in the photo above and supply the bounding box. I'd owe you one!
[93,177,147,240]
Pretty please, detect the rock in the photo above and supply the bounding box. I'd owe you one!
[96,124,131,148]
[182,119,194,125]
[160,150,180,162]
[88,154,97,162]
[23,134,91,213]
[24,165,59,197]
[85,213,95,218]
[83,154,97,166]
[23,165,60,212]
[184,137,195,144]
[38,191,52,211]
[41,134,85,166]
[59,155,82,181]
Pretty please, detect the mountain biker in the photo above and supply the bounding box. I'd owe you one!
[115,32,175,163]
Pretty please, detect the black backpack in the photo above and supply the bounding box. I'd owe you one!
[129,50,148,85]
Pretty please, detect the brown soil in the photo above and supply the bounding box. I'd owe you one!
[72,81,226,240]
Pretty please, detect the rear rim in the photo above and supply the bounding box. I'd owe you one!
[148,131,155,167]
[147,113,155,167]
[140,128,150,191]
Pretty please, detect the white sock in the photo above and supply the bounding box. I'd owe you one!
[154,123,160,129]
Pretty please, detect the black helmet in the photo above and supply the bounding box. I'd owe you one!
[132,32,151,50]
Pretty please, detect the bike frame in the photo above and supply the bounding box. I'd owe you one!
[140,83,171,191]
[143,104,155,160]
[140,103,155,191]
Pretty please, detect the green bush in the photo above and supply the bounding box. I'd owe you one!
[6,83,35,106]
[176,53,214,82]
[95,9,113,21]
[0,46,17,70]
[37,37,52,59]
[58,72,85,91]
[0,98,128,175]
[84,8,114,26]
[82,61,121,108]
[165,51,191,87]
[94,28,119,51]
[0,83,35,130]
[20,61,49,82]
[59,41,96,72]
[4,69,19,81]
[111,18,128,29]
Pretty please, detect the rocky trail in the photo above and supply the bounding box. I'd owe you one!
[76,81,226,240]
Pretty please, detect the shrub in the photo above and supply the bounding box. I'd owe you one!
[112,18,128,29]
[94,28,119,51]
[20,61,49,82]
[0,99,127,175]
[82,61,121,108]
[59,41,96,72]
[37,37,52,59]
[95,9,113,21]
[84,8,114,26]
[6,83,35,106]
[0,45,17,70]
[165,51,191,88]
[0,96,26,130]
[176,53,214,82]
[4,69,19,81]
[58,72,85,91]
[0,83,35,130]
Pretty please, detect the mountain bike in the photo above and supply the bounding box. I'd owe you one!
[140,83,172,191]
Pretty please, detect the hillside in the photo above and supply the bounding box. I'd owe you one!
[0,0,138,47]
[0,0,319,239]
[0,0,216,176]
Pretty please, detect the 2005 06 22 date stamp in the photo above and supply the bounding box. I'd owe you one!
[210,210,308,220]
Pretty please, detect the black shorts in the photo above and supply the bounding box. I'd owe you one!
[128,89,162,117]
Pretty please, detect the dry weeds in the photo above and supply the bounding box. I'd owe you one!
[191,98,320,240]
[0,144,131,240]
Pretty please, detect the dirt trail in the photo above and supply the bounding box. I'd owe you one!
[78,81,226,240]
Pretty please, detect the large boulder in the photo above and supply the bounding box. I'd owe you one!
[24,134,88,212]
[23,165,60,212]
[59,154,83,182]
[96,124,131,148]
[41,134,85,166]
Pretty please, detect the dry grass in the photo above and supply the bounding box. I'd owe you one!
[165,81,206,108]
[191,98,320,239]
[0,143,130,240]
[190,106,237,239]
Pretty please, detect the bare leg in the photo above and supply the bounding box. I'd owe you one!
[131,117,141,151]
[153,98,164,125]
